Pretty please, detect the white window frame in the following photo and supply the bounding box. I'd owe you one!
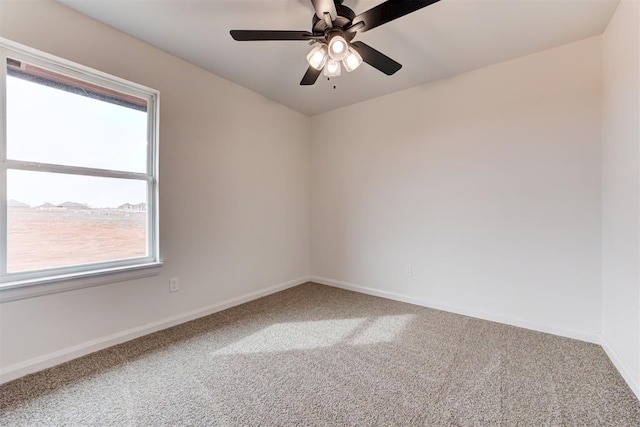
[0,38,161,301]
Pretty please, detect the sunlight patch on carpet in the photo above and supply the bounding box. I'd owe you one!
[211,315,414,355]
[349,314,414,345]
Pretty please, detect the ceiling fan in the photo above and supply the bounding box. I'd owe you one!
[230,0,441,86]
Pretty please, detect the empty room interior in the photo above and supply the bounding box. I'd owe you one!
[0,0,639,424]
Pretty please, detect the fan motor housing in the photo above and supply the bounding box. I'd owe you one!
[312,3,356,38]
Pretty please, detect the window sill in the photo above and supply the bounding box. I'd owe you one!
[0,262,163,303]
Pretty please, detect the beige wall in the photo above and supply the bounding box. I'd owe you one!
[602,0,640,396]
[0,0,311,374]
[311,37,603,342]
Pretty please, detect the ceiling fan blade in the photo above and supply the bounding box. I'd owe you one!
[230,30,315,41]
[352,0,441,33]
[351,41,402,75]
[310,0,337,20]
[300,66,322,86]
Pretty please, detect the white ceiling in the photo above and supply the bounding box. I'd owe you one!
[58,0,619,116]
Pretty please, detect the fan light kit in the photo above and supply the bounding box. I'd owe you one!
[230,0,441,86]
[307,36,362,76]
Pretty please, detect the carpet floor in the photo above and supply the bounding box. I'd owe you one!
[1,283,639,426]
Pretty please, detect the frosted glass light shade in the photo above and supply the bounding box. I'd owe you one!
[343,47,363,72]
[323,59,341,77]
[328,35,348,61]
[306,44,328,70]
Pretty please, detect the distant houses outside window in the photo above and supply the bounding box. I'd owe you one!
[0,39,159,286]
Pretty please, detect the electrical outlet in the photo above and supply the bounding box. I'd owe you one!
[404,264,412,277]
[169,277,180,292]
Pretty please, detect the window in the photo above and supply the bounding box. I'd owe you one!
[0,39,160,290]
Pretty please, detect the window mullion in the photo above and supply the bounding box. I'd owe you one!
[5,160,151,181]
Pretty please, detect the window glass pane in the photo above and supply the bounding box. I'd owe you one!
[7,170,148,273]
[6,59,148,173]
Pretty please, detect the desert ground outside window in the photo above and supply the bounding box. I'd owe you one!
[0,39,161,300]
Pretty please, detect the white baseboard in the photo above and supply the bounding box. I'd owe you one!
[600,335,640,400]
[0,276,310,385]
[311,276,601,344]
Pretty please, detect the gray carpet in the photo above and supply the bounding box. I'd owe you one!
[1,283,639,426]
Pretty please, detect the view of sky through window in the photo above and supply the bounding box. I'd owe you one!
[6,75,148,208]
